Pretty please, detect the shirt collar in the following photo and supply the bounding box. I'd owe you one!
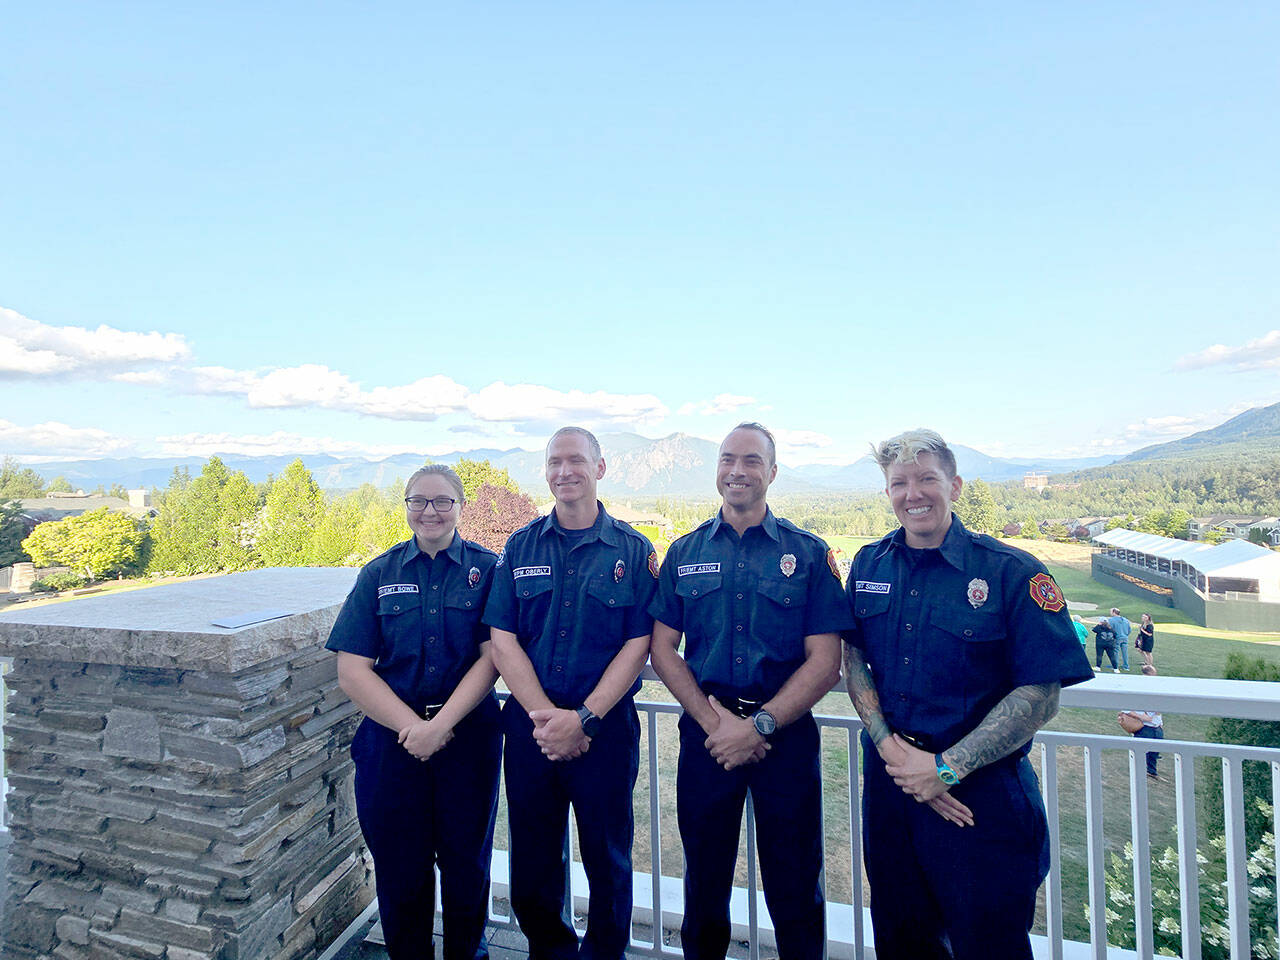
[396,530,463,572]
[538,501,619,546]
[877,514,970,571]
[708,506,780,543]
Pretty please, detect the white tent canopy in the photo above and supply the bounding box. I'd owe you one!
[1094,528,1280,596]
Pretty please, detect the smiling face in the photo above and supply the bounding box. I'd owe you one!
[545,430,605,509]
[405,472,461,553]
[716,426,777,515]
[884,451,962,549]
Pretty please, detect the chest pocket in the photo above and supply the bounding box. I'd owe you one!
[378,594,417,617]
[852,590,892,619]
[930,607,1005,644]
[585,577,636,610]
[675,574,723,601]
[515,576,554,601]
[756,576,806,611]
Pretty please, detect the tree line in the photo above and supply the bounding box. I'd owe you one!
[9,456,538,588]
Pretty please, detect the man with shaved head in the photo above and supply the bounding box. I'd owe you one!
[843,428,1091,960]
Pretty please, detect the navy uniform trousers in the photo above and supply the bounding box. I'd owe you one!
[353,694,502,960]
[502,697,640,960]
[861,732,1050,960]
[677,712,825,960]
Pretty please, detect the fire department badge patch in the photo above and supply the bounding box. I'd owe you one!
[614,559,626,583]
[468,566,481,589]
[966,578,988,608]
[1028,572,1065,613]
[827,548,841,581]
[648,551,659,579]
[780,554,797,578]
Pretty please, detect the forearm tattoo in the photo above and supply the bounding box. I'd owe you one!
[842,642,891,745]
[943,683,1059,780]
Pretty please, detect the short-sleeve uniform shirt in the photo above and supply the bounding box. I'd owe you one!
[325,533,498,710]
[650,509,853,701]
[482,503,658,707]
[845,517,1092,752]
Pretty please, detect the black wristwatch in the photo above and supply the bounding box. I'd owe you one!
[751,709,777,737]
[576,705,601,738]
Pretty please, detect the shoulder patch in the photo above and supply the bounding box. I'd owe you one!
[648,551,659,579]
[826,548,841,581]
[1028,572,1066,613]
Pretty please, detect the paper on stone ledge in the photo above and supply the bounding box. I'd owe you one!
[210,609,294,629]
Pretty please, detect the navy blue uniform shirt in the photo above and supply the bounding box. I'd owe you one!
[650,508,853,701]
[845,517,1092,753]
[326,533,498,710]
[482,502,658,706]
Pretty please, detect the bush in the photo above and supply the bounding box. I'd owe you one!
[32,571,90,592]
[1203,654,1280,847]
[1096,801,1277,958]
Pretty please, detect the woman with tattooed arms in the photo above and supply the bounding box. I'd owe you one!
[842,429,1092,960]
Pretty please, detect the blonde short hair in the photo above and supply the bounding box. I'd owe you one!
[872,429,957,479]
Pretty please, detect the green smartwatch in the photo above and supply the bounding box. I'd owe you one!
[935,754,960,786]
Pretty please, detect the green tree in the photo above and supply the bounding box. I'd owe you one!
[307,493,365,566]
[1248,527,1270,545]
[107,483,129,500]
[257,459,323,566]
[1020,517,1041,540]
[46,475,74,493]
[356,490,409,560]
[454,459,522,500]
[1162,508,1192,539]
[21,507,148,580]
[1044,522,1071,542]
[148,459,259,575]
[0,499,30,566]
[955,478,1000,534]
[0,458,46,499]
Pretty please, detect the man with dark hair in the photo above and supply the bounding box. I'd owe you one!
[843,428,1092,960]
[649,423,850,960]
[1109,607,1132,671]
[485,427,659,960]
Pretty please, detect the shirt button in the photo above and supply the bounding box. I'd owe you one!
[737,562,745,569]
[910,589,919,597]
[608,599,616,606]
[428,666,436,673]
[860,607,867,615]
[432,585,439,591]
[783,598,791,606]
[392,604,400,612]
[522,590,530,597]
[555,665,563,672]
[568,569,575,575]
[903,657,910,665]
[964,629,974,637]
[429,637,437,644]
[429,608,437,614]
[559,630,567,637]
[905,623,913,631]
[691,589,699,596]
[736,593,744,600]
[465,600,472,607]
[736,657,744,664]
[899,693,907,701]
[736,625,744,632]
[563,600,572,607]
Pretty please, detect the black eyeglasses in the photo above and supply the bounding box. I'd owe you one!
[405,497,458,512]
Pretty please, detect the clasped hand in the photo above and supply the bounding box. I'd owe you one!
[398,718,453,761]
[704,696,770,771]
[529,707,590,761]
[882,734,974,828]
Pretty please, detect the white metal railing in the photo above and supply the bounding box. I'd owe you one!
[1,656,9,832]
[462,674,1280,960]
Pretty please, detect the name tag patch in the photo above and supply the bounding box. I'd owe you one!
[377,583,419,598]
[513,565,552,579]
[677,562,721,577]
[855,580,891,594]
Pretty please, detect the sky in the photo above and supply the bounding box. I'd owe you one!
[3,3,1279,469]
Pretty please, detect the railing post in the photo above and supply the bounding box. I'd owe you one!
[1084,744,1108,960]
[648,708,664,955]
[848,727,865,960]
[1040,741,1064,960]
[1175,750,1202,960]
[1129,748,1154,959]
[745,792,760,960]
[1222,757,1251,959]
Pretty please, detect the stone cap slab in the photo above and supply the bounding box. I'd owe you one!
[0,567,358,673]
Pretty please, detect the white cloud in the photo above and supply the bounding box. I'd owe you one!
[773,428,834,449]
[0,418,137,457]
[676,394,756,417]
[189,364,470,420]
[153,430,422,458]
[1176,330,1280,371]
[0,306,190,378]
[467,382,668,425]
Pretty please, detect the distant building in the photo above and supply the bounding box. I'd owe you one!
[1002,521,1023,537]
[1188,514,1280,545]
[1023,472,1049,489]
[17,493,157,538]
[1091,528,1280,630]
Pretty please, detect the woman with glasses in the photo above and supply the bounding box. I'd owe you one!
[326,464,502,960]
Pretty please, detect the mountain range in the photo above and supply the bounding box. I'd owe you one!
[19,399,1280,498]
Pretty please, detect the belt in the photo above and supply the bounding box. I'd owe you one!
[719,697,764,719]
[896,730,940,754]
[422,703,445,721]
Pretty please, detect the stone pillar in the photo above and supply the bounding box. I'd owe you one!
[0,567,371,960]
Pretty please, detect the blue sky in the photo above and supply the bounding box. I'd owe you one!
[3,3,1278,468]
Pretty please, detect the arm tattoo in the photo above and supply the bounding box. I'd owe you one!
[942,683,1059,780]
[842,642,891,745]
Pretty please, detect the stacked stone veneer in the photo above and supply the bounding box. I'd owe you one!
[0,568,371,960]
